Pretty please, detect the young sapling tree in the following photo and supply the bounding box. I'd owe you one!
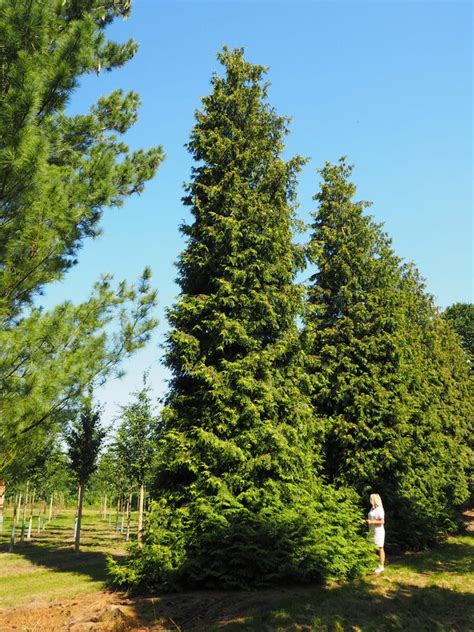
[65,401,106,553]
[115,375,159,542]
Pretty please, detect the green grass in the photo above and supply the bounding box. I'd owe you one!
[199,536,474,631]
[0,508,472,631]
[0,507,130,607]
[131,535,474,631]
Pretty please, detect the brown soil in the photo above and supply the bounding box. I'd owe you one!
[0,585,315,631]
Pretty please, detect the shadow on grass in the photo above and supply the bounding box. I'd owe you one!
[123,536,474,631]
[127,579,474,631]
[0,521,127,585]
[1,543,111,583]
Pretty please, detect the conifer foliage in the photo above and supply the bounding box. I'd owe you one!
[109,49,372,590]
[0,0,162,468]
[443,303,474,363]
[305,159,472,549]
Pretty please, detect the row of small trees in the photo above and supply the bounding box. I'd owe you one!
[68,379,159,551]
[1,377,159,554]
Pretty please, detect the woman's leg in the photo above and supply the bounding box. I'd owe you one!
[378,547,385,567]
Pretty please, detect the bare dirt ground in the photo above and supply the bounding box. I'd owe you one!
[0,585,319,631]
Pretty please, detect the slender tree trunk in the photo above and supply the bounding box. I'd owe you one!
[120,498,125,534]
[115,498,120,532]
[126,492,132,541]
[48,494,53,522]
[0,479,5,533]
[9,492,20,552]
[137,483,145,544]
[20,482,29,543]
[8,494,21,553]
[103,493,107,520]
[74,483,85,554]
[27,490,35,540]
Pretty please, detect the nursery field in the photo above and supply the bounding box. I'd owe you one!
[0,508,130,608]
[0,508,472,631]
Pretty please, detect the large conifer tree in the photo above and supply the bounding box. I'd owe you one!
[110,49,372,590]
[305,159,471,549]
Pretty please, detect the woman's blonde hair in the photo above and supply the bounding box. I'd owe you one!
[370,493,383,509]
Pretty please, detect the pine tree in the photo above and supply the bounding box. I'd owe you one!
[305,159,472,549]
[109,49,372,591]
[0,1,162,469]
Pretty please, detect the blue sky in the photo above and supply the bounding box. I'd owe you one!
[42,0,473,422]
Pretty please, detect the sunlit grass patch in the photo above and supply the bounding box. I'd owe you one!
[0,507,130,608]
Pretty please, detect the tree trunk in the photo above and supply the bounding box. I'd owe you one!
[120,498,125,534]
[137,483,145,544]
[26,489,35,540]
[48,494,53,522]
[115,498,120,532]
[0,479,5,532]
[125,492,132,541]
[8,492,20,552]
[20,481,29,543]
[74,483,85,554]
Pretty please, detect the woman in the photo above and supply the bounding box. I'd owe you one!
[367,493,385,573]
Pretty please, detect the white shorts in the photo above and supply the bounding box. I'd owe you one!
[374,527,385,548]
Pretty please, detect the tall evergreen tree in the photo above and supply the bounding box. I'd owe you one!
[305,159,471,549]
[0,1,162,468]
[109,49,372,591]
